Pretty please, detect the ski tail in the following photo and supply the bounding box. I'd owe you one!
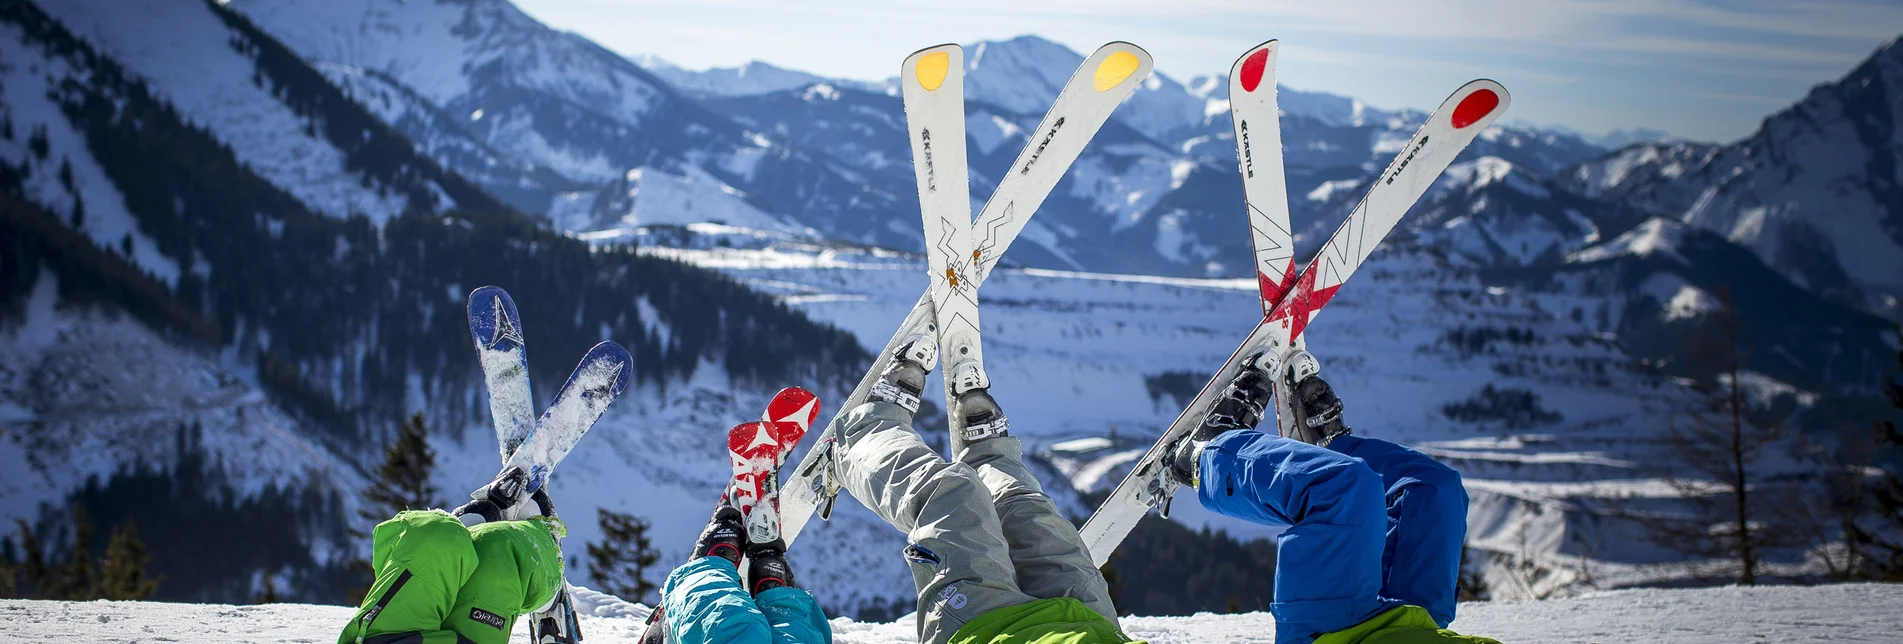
[1227,41,1298,314]
[904,42,989,403]
[761,386,821,465]
[503,341,634,493]
[729,387,819,544]
[1268,80,1510,344]
[727,420,806,543]
[970,41,1153,287]
[467,286,535,459]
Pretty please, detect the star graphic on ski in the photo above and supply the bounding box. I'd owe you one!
[1266,265,1341,342]
[741,422,780,455]
[487,297,524,349]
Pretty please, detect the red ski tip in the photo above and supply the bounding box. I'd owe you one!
[1450,89,1500,129]
[1239,48,1271,93]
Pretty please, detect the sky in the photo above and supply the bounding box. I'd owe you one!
[509,0,1903,144]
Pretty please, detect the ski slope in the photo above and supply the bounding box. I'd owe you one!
[7,583,1898,643]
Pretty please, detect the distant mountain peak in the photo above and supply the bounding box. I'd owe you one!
[1569,217,1691,265]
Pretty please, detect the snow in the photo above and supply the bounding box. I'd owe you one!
[40,0,416,223]
[1568,219,1689,265]
[0,22,180,284]
[1306,179,1362,203]
[1636,274,1720,322]
[0,273,360,525]
[606,167,801,233]
[634,55,843,98]
[10,583,1900,643]
[640,237,1707,590]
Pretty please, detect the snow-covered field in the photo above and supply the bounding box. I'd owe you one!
[9,583,1899,643]
[637,230,1707,598]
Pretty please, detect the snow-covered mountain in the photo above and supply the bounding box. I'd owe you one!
[7,0,1901,619]
[1563,37,1903,316]
[227,4,1613,278]
[230,0,908,246]
[633,55,865,99]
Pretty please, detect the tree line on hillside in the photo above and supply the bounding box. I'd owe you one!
[0,0,867,452]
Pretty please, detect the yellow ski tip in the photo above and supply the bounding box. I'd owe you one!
[1093,51,1141,91]
[915,51,951,91]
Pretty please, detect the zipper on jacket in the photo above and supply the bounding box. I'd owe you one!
[355,569,414,644]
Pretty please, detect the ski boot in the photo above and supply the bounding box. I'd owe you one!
[1273,350,1350,446]
[1163,351,1275,488]
[692,501,747,565]
[745,539,797,594]
[869,333,938,416]
[454,467,556,525]
[948,374,1010,456]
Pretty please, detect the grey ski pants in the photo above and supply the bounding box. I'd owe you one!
[837,401,1118,644]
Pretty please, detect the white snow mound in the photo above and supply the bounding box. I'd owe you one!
[5,583,1898,643]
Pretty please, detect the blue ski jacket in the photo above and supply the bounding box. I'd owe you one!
[661,556,832,644]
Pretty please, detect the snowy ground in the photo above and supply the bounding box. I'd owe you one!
[7,583,1900,643]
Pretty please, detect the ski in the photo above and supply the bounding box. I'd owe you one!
[778,42,1154,548]
[1229,41,1299,314]
[728,387,821,543]
[902,43,992,420]
[502,341,634,496]
[1078,79,1510,566]
[467,286,537,459]
[465,287,600,644]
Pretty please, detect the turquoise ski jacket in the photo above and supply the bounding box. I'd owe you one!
[660,556,831,644]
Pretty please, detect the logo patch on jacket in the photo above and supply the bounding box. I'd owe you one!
[469,607,506,630]
[904,543,941,566]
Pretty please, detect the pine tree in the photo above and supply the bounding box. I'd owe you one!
[1457,545,1491,601]
[253,573,281,604]
[1843,325,1903,580]
[360,412,439,526]
[94,522,159,600]
[47,506,95,600]
[349,412,439,605]
[13,519,48,598]
[586,509,660,603]
[0,541,15,599]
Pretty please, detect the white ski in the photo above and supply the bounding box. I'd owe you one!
[1079,79,1510,567]
[1229,41,1298,313]
[779,42,1154,547]
[903,43,990,405]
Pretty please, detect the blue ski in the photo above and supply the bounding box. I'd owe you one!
[467,288,626,643]
[503,341,633,495]
[467,286,536,459]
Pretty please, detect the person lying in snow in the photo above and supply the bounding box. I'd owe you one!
[834,334,1139,644]
[336,475,565,644]
[638,500,832,643]
[1159,349,1501,644]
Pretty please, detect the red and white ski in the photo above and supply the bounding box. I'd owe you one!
[1078,76,1511,567]
[727,387,821,543]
